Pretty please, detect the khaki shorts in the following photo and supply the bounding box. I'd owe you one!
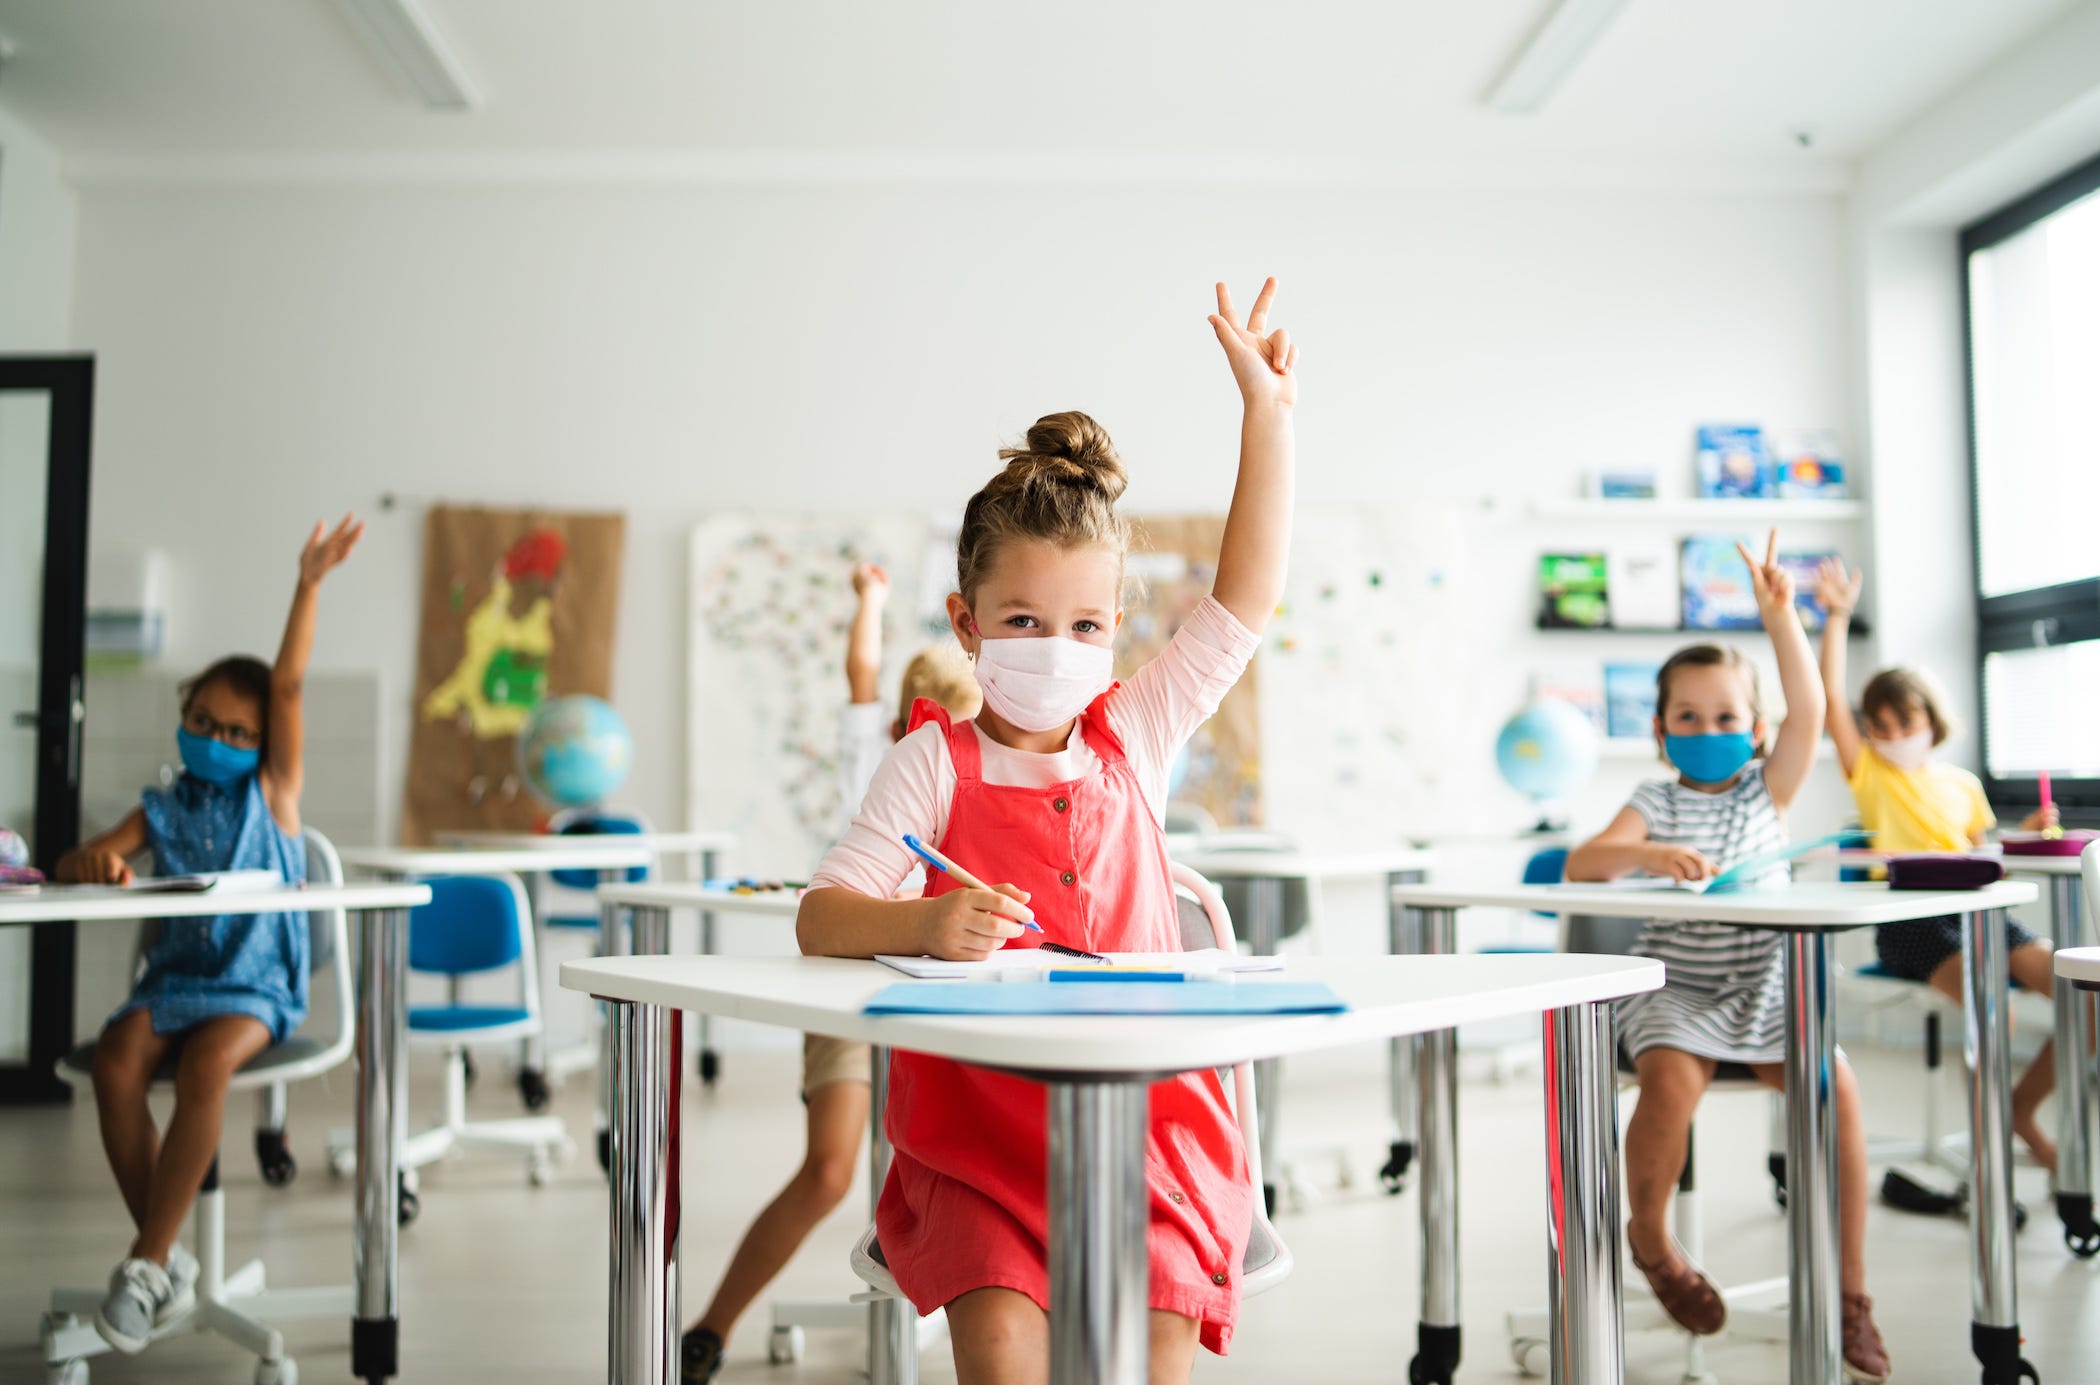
[802,1032,872,1096]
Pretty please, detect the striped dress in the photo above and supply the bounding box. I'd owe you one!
[1616,764,1791,1064]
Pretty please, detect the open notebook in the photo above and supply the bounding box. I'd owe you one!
[874,947,1286,981]
[1557,830,1867,896]
[11,869,289,899]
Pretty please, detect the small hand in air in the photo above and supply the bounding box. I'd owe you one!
[299,514,365,587]
[852,563,890,601]
[1208,277,1297,410]
[1813,558,1863,617]
[1733,528,1796,621]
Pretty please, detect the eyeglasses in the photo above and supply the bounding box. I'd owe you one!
[185,708,262,750]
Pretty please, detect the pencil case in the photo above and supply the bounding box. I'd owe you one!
[2001,830,2098,858]
[1886,855,2005,890]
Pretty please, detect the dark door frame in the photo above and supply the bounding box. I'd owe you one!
[1,355,94,1104]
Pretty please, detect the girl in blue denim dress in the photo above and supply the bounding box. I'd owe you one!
[56,516,363,1355]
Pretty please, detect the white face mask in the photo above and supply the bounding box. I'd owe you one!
[1871,729,1934,770]
[970,633,1114,733]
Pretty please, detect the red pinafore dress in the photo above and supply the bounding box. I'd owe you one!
[875,694,1252,1352]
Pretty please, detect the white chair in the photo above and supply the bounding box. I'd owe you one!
[836,863,1293,1368]
[1507,910,1787,1384]
[326,871,573,1196]
[40,828,356,1385]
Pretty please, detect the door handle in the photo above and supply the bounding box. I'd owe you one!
[11,710,39,728]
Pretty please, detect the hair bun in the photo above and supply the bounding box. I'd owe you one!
[997,411,1127,503]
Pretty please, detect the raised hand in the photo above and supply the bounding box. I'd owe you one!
[1813,558,1863,617]
[851,562,890,600]
[299,514,365,587]
[1733,528,1796,620]
[1208,277,1298,410]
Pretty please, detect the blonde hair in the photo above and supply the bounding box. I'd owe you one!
[1861,666,1956,746]
[1657,643,1773,754]
[956,411,1132,604]
[897,645,980,728]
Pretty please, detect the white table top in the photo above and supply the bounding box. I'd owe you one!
[1390,879,2039,929]
[1836,847,2088,877]
[0,881,430,925]
[1170,841,1436,881]
[2056,947,2100,984]
[598,881,803,918]
[340,844,652,876]
[437,830,737,855]
[561,952,1662,1075]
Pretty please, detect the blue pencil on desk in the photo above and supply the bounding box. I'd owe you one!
[901,834,1044,934]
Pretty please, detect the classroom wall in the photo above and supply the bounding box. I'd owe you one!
[62,175,1861,859]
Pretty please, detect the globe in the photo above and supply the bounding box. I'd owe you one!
[518,695,635,808]
[1495,698,1600,829]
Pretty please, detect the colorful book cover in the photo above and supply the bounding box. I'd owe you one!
[1538,553,1610,628]
[1770,429,1848,499]
[1606,544,1678,628]
[1680,535,1760,630]
[1778,549,1837,630]
[1604,662,1661,739]
[1695,424,1771,498]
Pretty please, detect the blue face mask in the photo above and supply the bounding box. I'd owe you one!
[1664,732,1756,784]
[177,727,260,785]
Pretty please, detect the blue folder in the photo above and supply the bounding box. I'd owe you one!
[863,980,1348,1017]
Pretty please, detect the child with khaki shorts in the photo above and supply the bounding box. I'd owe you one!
[681,562,978,1383]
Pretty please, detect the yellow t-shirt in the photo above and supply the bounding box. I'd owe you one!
[1847,745,1996,852]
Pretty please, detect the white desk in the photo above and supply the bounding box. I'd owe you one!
[1391,879,2040,1385]
[0,882,433,1385]
[1164,841,1437,1206]
[564,951,1661,1385]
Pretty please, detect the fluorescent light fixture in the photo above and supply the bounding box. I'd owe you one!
[1484,0,1632,114]
[330,0,479,111]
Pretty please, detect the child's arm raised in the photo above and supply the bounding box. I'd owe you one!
[264,515,364,833]
[1207,277,1297,635]
[1565,806,1715,883]
[1735,528,1825,812]
[1813,558,1865,778]
[845,563,888,705]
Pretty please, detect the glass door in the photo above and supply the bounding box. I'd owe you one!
[0,357,93,1104]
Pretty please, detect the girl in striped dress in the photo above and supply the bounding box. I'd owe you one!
[1567,530,1889,1384]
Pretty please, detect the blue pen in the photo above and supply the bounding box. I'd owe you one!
[902,834,1044,932]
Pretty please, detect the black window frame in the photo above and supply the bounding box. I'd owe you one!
[1961,148,2100,824]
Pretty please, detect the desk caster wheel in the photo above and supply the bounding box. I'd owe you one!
[256,1129,297,1187]
[47,1361,88,1385]
[518,1066,550,1112]
[1971,1321,2039,1385]
[1509,1336,1547,1378]
[2062,1189,2100,1259]
[1769,1151,1787,1209]
[461,1049,477,1089]
[768,1325,805,1364]
[699,1049,720,1084]
[529,1150,558,1187]
[398,1175,420,1227]
[1380,1140,1414,1196]
[1409,1324,1459,1385]
[328,1146,356,1179]
[596,1130,612,1174]
[256,1357,298,1385]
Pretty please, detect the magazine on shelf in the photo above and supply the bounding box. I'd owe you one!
[1606,544,1678,628]
[1695,424,1771,499]
[1604,662,1662,739]
[1680,535,1760,630]
[1539,553,1610,628]
[1770,429,1848,499]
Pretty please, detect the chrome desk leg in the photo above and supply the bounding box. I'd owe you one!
[1780,929,1840,1385]
[1964,909,2031,1383]
[868,1046,918,1385]
[1543,1000,1624,1385]
[697,874,720,1084]
[1246,875,1286,1216]
[1412,905,1460,1385]
[2050,873,2100,1257]
[352,904,408,1384]
[607,998,683,1385]
[1384,878,1424,1195]
[1048,1079,1149,1385]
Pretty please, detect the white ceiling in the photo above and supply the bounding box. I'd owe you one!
[0,0,2079,182]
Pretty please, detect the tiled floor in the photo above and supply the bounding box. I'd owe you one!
[6,1037,2098,1383]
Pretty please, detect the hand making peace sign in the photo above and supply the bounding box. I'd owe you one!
[1734,528,1797,621]
[1208,277,1298,410]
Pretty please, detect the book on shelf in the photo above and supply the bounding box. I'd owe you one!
[1769,429,1848,499]
[1538,553,1610,628]
[1604,662,1661,739]
[1589,469,1658,499]
[1777,548,1838,630]
[1695,423,1771,499]
[1680,535,1761,630]
[1605,544,1678,628]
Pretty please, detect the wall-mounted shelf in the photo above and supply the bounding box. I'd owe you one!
[1537,619,1871,638]
[1529,498,1865,523]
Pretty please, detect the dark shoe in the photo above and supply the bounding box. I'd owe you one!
[1627,1227,1726,1336]
[1842,1292,1891,1383]
[681,1326,724,1385]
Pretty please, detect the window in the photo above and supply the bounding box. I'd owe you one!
[1963,150,2100,819]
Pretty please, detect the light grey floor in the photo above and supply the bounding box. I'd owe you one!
[6,1037,2098,1383]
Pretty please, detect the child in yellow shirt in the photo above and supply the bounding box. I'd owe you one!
[1816,559,2061,1169]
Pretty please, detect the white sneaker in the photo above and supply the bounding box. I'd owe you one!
[163,1244,198,1322]
[94,1257,174,1355]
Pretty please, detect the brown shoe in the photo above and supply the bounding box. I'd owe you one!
[1626,1227,1726,1336]
[1842,1292,1891,1383]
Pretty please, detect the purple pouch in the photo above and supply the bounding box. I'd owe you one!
[1886,855,2006,891]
